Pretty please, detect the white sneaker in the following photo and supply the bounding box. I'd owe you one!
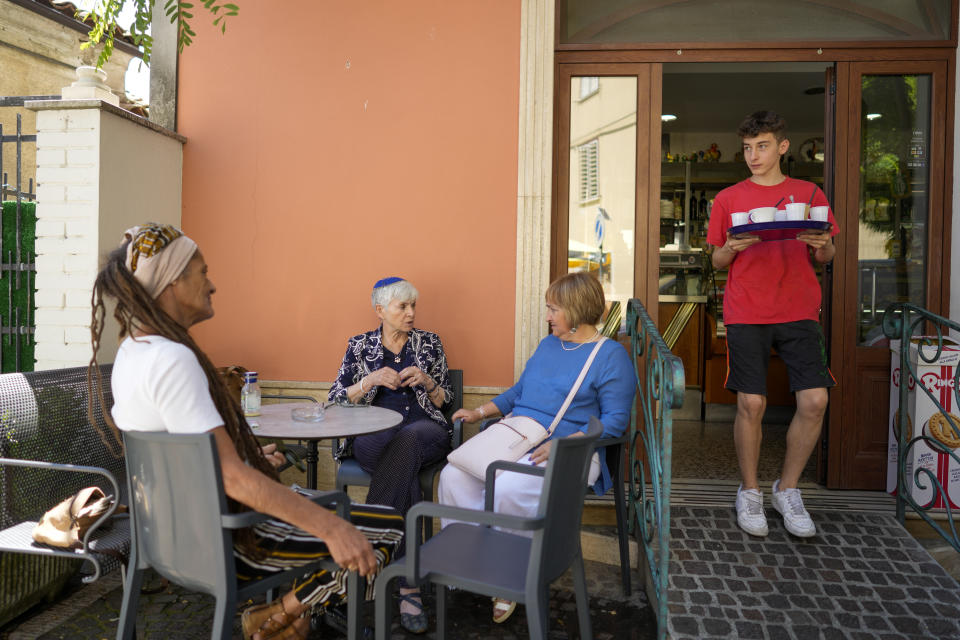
[735,485,768,536]
[771,479,816,538]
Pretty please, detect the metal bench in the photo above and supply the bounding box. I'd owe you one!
[0,365,129,626]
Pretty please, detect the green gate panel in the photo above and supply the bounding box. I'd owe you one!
[1,200,36,373]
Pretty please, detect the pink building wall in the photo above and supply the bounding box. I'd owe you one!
[177,1,522,386]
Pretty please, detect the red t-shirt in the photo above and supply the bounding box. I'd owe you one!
[706,177,839,325]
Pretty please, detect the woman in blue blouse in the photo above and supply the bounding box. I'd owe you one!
[328,276,451,634]
[440,272,635,624]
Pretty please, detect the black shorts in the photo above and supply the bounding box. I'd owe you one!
[725,320,836,396]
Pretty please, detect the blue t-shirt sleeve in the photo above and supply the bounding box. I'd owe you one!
[493,337,549,416]
[493,366,526,416]
[592,341,635,438]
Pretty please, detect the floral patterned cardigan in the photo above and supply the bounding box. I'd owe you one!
[328,326,452,431]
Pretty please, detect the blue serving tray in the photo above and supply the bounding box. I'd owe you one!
[729,220,832,238]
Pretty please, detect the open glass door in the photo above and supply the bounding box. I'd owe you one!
[830,61,949,489]
[554,64,661,318]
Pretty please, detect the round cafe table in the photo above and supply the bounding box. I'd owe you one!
[249,402,402,489]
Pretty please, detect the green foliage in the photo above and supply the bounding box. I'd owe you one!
[1,201,36,373]
[77,0,239,68]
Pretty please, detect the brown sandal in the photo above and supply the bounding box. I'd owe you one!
[241,599,304,640]
[266,615,309,640]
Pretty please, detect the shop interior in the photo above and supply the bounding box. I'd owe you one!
[658,62,831,482]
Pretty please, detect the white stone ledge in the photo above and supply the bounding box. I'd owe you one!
[35,219,66,237]
[35,167,97,186]
[65,219,95,236]
[35,236,94,254]
[65,185,97,202]
[33,326,65,344]
[35,131,99,148]
[65,289,94,307]
[34,289,65,307]
[34,273,90,289]
[63,254,95,272]
[34,342,92,363]
[34,254,65,272]
[35,148,66,166]
[35,308,92,326]
[26,99,187,143]
[65,326,93,343]
[36,184,65,202]
[37,202,96,218]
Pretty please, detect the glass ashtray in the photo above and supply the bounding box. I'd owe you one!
[291,405,325,422]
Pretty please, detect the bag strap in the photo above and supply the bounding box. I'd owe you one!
[545,337,608,437]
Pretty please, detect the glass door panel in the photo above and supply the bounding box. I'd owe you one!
[566,76,638,312]
[856,74,932,346]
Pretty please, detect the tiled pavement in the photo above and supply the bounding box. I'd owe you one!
[668,506,960,640]
[5,503,960,639]
[1,559,655,639]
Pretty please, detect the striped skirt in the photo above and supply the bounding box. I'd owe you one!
[234,502,403,608]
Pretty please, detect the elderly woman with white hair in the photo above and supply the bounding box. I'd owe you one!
[328,276,452,634]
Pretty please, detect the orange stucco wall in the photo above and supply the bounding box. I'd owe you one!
[177,1,521,386]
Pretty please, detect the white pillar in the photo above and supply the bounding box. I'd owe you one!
[27,73,185,370]
[514,0,555,378]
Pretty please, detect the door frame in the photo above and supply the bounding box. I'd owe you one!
[553,48,955,490]
[552,63,662,317]
[828,59,953,488]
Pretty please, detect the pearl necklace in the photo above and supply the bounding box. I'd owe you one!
[560,328,600,351]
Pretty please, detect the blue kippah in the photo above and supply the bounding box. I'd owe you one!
[373,276,404,290]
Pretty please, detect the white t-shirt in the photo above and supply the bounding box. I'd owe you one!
[111,335,224,434]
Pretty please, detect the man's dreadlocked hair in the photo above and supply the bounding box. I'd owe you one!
[87,241,278,557]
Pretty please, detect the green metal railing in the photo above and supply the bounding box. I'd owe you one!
[882,302,960,552]
[626,298,684,639]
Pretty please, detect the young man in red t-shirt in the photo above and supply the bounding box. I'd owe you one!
[706,111,838,538]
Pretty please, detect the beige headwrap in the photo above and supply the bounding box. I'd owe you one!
[123,224,198,299]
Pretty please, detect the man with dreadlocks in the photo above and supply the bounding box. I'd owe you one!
[89,224,404,640]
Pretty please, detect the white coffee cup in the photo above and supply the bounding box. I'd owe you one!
[749,207,776,223]
[775,209,787,222]
[809,206,829,222]
[785,202,808,221]
[730,211,749,226]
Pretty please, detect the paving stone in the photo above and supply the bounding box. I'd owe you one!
[766,625,794,640]
[860,600,884,613]
[762,594,790,609]
[701,618,731,635]
[793,625,822,640]
[763,609,786,623]
[734,620,764,639]
[799,581,822,595]
[822,628,847,640]
[863,614,891,631]
[671,616,699,635]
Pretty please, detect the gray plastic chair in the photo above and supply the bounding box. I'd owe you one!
[116,430,365,640]
[476,419,631,596]
[335,369,464,541]
[373,417,604,640]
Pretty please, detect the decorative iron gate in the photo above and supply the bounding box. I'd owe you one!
[0,107,37,373]
[626,298,684,640]
[883,302,960,552]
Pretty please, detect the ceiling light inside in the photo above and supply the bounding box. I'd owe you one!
[661,114,677,122]
[866,113,882,121]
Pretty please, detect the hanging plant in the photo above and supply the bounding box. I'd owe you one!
[78,0,239,68]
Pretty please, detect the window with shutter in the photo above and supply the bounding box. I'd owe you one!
[579,76,599,99]
[578,139,599,202]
